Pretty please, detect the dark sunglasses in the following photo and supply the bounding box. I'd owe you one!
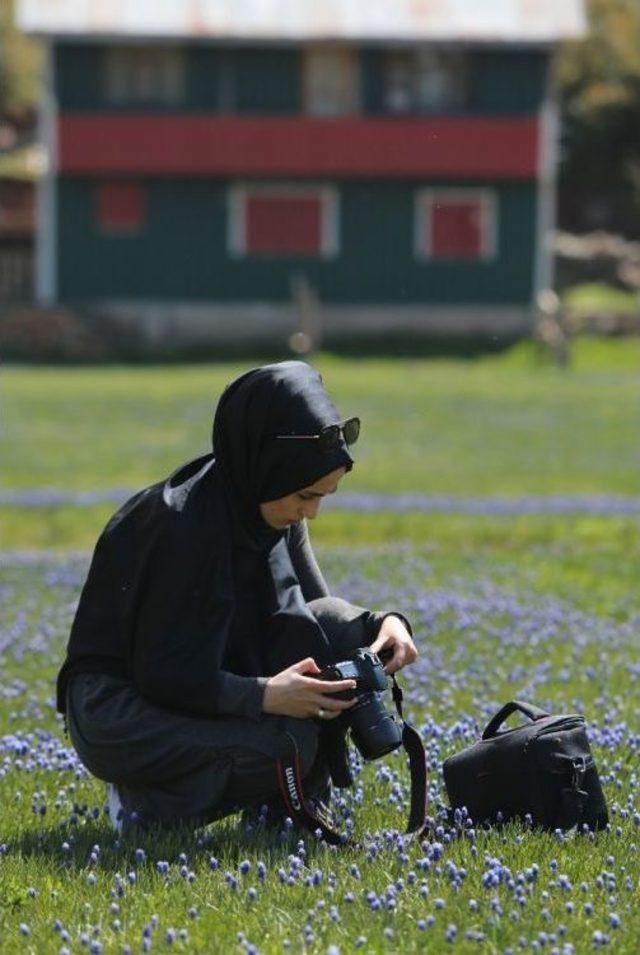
[274,416,360,453]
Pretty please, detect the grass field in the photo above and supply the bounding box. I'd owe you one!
[1,340,639,953]
[1,338,639,496]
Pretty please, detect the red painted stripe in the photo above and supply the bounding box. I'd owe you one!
[58,115,538,179]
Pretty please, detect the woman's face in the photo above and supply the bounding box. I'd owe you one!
[259,467,347,530]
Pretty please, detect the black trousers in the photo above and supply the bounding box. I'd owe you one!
[66,597,370,828]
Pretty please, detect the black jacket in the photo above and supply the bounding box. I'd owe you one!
[57,454,400,720]
[57,363,406,724]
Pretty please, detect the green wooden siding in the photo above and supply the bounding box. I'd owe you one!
[186,46,221,110]
[468,51,548,114]
[55,44,105,111]
[57,179,536,304]
[233,48,300,113]
[55,43,547,115]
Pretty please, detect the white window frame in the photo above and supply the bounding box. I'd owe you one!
[228,183,339,259]
[414,188,497,261]
[105,45,185,105]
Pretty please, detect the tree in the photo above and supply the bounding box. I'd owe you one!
[0,0,41,119]
[557,0,640,236]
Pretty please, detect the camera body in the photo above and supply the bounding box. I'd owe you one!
[319,648,402,760]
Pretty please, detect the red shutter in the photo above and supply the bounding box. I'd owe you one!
[245,194,322,255]
[96,181,144,231]
[430,199,483,258]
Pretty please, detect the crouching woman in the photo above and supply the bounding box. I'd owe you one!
[57,361,418,832]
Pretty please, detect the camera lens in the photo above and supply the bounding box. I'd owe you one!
[349,692,402,760]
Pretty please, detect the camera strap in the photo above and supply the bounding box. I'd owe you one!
[275,674,428,846]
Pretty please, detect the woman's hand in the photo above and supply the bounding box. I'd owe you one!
[369,615,418,674]
[262,657,358,720]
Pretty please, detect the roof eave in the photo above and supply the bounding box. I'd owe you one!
[25,30,581,47]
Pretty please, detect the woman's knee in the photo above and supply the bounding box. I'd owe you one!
[307,596,369,659]
[285,716,320,777]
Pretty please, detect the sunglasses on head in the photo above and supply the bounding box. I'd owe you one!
[274,416,360,453]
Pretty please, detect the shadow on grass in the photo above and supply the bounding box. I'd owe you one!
[7,813,318,871]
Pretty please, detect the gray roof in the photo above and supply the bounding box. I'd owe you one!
[18,0,586,44]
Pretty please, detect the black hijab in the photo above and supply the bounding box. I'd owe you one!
[57,361,357,720]
[213,360,354,550]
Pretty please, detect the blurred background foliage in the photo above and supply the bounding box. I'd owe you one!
[0,0,40,118]
[557,0,640,235]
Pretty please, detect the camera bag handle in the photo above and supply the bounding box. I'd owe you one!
[275,673,428,847]
[481,700,550,740]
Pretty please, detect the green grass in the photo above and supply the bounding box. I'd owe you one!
[1,342,638,952]
[1,337,639,499]
[1,531,638,953]
[562,282,640,317]
[1,509,639,619]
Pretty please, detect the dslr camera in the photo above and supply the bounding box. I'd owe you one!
[319,648,402,760]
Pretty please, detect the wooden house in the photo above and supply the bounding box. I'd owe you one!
[18,0,585,346]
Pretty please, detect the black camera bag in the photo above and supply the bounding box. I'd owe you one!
[443,701,608,831]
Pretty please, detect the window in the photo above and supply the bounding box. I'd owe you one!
[96,181,145,233]
[415,190,496,260]
[105,46,185,105]
[228,185,338,258]
[384,49,466,114]
[302,46,360,116]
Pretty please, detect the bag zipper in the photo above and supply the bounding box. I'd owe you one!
[534,717,584,736]
[523,717,585,753]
